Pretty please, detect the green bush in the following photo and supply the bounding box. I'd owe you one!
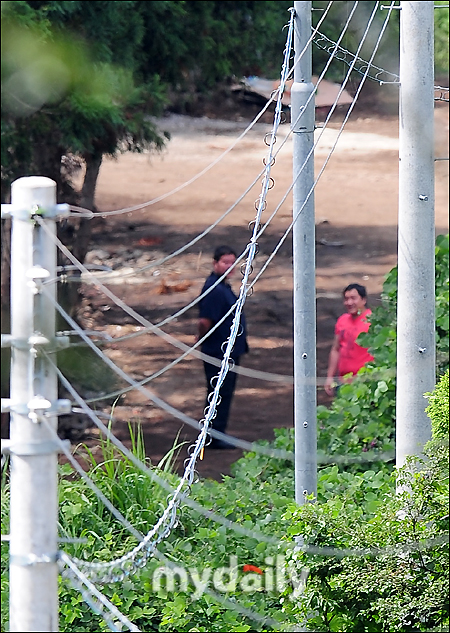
[281,374,449,632]
[425,369,449,441]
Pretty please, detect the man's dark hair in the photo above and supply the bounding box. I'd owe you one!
[343,283,367,299]
[213,245,237,261]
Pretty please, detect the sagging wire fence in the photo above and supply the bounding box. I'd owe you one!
[32,0,386,456]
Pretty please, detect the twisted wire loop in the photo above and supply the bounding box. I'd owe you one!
[312,29,400,84]
[313,27,450,100]
[434,86,449,103]
[59,553,141,632]
[70,424,204,584]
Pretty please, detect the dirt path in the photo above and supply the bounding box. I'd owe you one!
[72,105,449,481]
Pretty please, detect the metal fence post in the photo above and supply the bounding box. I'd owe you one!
[292,1,317,504]
[396,1,436,469]
[8,177,59,631]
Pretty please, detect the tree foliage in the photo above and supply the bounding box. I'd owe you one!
[282,370,449,633]
[434,1,450,76]
[1,0,169,206]
[1,0,296,205]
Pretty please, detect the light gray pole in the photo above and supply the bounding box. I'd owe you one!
[9,177,59,631]
[396,1,436,468]
[292,1,317,504]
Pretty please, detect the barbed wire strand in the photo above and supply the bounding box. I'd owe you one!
[46,261,397,462]
[56,16,353,291]
[31,3,405,458]
[39,16,299,590]
[34,2,408,474]
[52,0,358,298]
[49,384,443,577]
[168,0,398,440]
[48,356,286,540]
[36,16,302,458]
[13,0,382,552]
[5,3,446,629]
[71,406,396,467]
[254,0,399,287]
[68,100,274,219]
[313,28,400,84]
[67,4,379,585]
[46,362,440,577]
[69,170,263,281]
[312,27,449,100]
[57,0,450,624]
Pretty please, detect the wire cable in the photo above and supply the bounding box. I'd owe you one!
[313,27,449,100]
[68,100,274,219]
[48,354,287,538]
[35,2,402,462]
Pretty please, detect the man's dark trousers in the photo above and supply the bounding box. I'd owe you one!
[203,358,240,434]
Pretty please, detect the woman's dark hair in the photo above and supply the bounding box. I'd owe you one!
[213,245,237,261]
[343,283,367,299]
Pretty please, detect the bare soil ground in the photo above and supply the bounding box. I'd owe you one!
[71,101,449,481]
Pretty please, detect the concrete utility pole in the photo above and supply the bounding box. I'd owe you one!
[291,1,317,504]
[396,1,436,468]
[7,177,60,631]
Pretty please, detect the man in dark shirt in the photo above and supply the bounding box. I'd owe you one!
[198,245,248,449]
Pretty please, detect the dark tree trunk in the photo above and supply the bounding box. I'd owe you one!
[80,152,103,213]
[57,152,103,323]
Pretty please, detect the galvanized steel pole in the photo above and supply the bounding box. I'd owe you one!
[292,1,317,503]
[9,177,59,631]
[396,1,436,468]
